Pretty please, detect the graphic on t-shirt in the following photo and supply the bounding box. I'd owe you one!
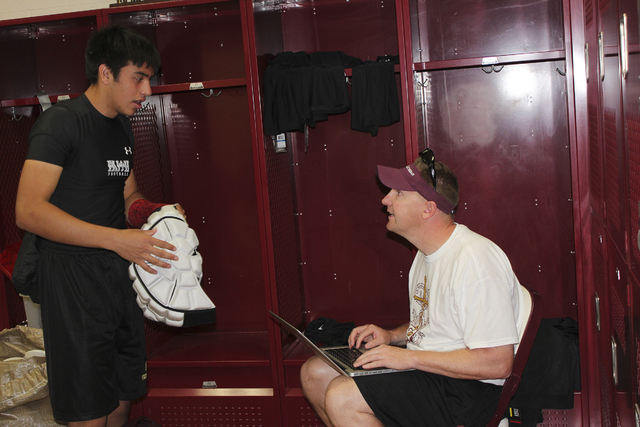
[407,275,429,345]
[107,160,130,177]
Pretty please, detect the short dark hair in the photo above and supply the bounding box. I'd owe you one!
[414,157,460,215]
[85,24,160,84]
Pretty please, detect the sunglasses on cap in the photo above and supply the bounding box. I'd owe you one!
[419,148,437,189]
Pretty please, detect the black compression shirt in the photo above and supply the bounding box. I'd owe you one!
[27,94,134,229]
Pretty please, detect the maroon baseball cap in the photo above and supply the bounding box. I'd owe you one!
[377,163,457,214]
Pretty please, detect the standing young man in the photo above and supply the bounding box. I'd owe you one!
[300,151,528,427]
[15,25,181,427]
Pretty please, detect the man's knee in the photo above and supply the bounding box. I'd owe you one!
[301,356,334,391]
[301,356,319,382]
[325,376,358,414]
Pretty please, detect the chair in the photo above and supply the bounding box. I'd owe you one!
[457,286,543,427]
[486,286,543,427]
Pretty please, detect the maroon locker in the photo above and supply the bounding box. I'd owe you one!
[1,0,638,425]
[105,1,282,425]
[0,11,101,331]
[592,0,640,421]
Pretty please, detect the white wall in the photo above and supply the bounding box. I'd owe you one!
[0,0,113,22]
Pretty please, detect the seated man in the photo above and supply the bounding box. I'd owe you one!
[300,150,528,427]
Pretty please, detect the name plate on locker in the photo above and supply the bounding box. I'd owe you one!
[481,57,499,65]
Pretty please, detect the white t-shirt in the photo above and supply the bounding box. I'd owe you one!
[406,224,526,385]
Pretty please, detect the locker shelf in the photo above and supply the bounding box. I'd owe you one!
[0,77,248,108]
[147,330,271,367]
[413,49,566,72]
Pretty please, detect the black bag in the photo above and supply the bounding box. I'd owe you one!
[11,232,44,304]
[304,317,356,346]
[507,317,581,427]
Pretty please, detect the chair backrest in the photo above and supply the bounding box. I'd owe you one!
[485,286,543,427]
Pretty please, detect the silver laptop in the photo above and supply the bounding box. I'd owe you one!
[269,310,407,377]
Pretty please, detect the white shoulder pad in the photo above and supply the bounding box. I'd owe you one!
[129,205,216,327]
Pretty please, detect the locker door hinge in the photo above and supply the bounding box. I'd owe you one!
[585,42,589,83]
[611,336,618,386]
[595,292,601,332]
[598,31,605,81]
[620,14,629,79]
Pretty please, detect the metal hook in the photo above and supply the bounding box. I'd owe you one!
[556,67,566,76]
[482,65,504,74]
[202,89,222,98]
[414,75,430,88]
[10,107,23,121]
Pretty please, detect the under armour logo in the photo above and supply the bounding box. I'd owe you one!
[124,147,133,155]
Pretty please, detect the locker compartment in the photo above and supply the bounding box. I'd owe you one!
[601,52,627,258]
[0,24,38,101]
[287,114,411,325]
[93,3,279,423]
[156,88,266,332]
[0,106,40,329]
[272,0,400,61]
[0,14,96,102]
[409,0,565,63]
[109,0,246,85]
[624,50,640,279]
[146,332,272,389]
[590,215,615,426]
[608,238,635,424]
[585,3,605,221]
[252,2,413,423]
[253,0,409,321]
[632,275,640,422]
[0,106,39,249]
[414,61,576,318]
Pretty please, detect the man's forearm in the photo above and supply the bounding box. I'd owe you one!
[411,344,514,380]
[16,199,121,250]
[389,323,410,346]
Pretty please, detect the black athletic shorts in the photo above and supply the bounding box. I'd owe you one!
[354,370,502,427]
[38,241,147,422]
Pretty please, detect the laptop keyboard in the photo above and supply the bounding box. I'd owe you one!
[326,347,365,370]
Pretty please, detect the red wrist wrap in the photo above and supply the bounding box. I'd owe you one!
[128,199,168,228]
